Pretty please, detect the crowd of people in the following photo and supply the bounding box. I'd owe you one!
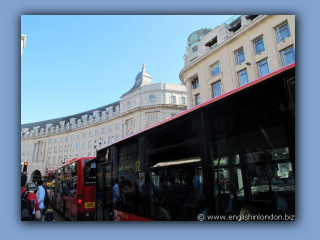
[111,171,208,221]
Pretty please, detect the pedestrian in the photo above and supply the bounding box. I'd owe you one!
[21,173,41,221]
[112,178,121,210]
[36,179,46,221]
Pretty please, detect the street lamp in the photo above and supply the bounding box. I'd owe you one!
[61,156,68,164]
[94,137,103,157]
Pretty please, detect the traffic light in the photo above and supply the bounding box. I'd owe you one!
[23,162,28,172]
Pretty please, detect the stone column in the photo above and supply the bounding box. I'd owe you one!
[186,80,193,109]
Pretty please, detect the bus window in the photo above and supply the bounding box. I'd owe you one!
[147,144,207,221]
[84,161,96,186]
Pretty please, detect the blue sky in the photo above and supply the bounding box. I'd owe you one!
[21,15,233,124]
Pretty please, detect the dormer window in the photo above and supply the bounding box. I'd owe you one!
[245,15,259,21]
[227,15,242,32]
[205,36,218,49]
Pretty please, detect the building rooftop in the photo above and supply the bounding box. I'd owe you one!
[21,101,119,131]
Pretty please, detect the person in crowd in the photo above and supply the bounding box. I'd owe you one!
[112,178,121,209]
[193,169,201,200]
[36,179,46,221]
[141,173,152,218]
[167,176,182,221]
[120,176,126,189]
[133,181,141,214]
[161,176,169,207]
[21,173,41,221]
[239,205,260,221]
[121,180,134,212]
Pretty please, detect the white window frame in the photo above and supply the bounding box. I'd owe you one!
[211,62,221,76]
[181,96,186,104]
[280,46,295,66]
[238,69,249,86]
[195,94,201,106]
[235,48,245,65]
[171,95,176,104]
[257,58,270,77]
[253,37,265,55]
[212,81,222,98]
[275,22,291,43]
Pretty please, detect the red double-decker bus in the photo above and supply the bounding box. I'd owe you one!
[53,157,96,221]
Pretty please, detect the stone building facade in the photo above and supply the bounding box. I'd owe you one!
[180,15,295,109]
[21,64,187,181]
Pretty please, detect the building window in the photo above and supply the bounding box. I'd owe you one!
[192,45,198,53]
[83,133,86,138]
[211,62,220,76]
[238,69,249,86]
[275,22,291,43]
[53,157,56,164]
[49,139,52,145]
[191,78,199,90]
[149,94,156,103]
[89,131,92,137]
[65,136,69,142]
[147,114,157,123]
[212,81,222,98]
[181,96,186,104]
[70,144,74,151]
[108,125,113,132]
[55,138,58,144]
[88,141,91,148]
[257,59,270,77]
[130,119,135,128]
[60,137,63,143]
[54,147,57,153]
[116,123,120,130]
[171,95,176,104]
[48,157,51,164]
[102,127,106,134]
[77,134,80,140]
[82,142,85,149]
[253,37,265,54]
[115,134,119,141]
[280,46,295,66]
[71,135,75,141]
[235,48,245,65]
[195,94,201,106]
[95,129,99,136]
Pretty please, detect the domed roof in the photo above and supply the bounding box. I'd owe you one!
[135,63,152,80]
[122,64,153,97]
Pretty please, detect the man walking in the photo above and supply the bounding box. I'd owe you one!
[21,173,41,221]
[36,179,45,221]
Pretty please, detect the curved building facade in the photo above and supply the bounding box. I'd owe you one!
[21,64,187,181]
[180,15,295,109]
